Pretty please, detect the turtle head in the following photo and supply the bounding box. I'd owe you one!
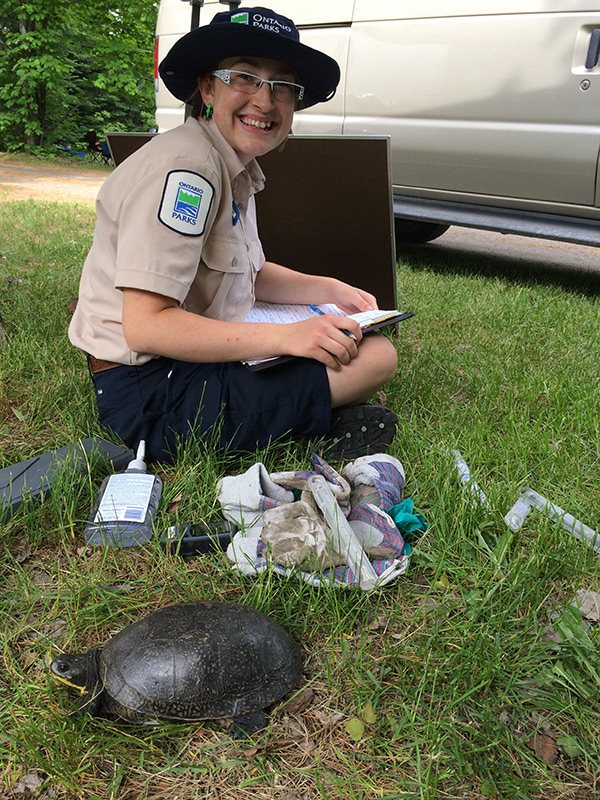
[50,649,103,717]
[50,652,91,689]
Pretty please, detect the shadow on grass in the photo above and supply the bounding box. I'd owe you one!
[398,238,600,297]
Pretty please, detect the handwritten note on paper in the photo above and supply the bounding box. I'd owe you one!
[243,303,401,328]
[243,302,344,325]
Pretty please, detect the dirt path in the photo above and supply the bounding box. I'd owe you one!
[0,156,109,204]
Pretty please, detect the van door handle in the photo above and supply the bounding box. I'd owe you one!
[585,28,600,69]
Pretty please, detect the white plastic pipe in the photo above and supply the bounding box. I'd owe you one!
[522,487,600,554]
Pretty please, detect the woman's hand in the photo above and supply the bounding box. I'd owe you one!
[276,314,362,370]
[328,281,379,315]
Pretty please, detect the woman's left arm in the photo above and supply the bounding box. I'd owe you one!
[254,261,379,314]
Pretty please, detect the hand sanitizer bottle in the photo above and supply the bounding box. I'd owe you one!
[83,441,162,547]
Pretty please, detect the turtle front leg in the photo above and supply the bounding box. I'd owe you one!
[78,650,103,717]
[78,681,103,717]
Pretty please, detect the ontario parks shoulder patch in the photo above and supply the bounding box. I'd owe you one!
[158,170,214,236]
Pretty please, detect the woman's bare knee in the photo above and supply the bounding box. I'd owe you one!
[328,334,398,407]
[372,334,399,383]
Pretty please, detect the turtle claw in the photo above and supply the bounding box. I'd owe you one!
[227,711,268,739]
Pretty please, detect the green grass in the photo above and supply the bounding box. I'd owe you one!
[1,198,600,800]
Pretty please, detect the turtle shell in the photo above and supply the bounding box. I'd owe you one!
[97,601,302,722]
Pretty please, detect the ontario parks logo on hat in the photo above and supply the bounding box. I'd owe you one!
[231,11,249,24]
[250,12,292,34]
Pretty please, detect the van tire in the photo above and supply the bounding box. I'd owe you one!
[394,219,450,245]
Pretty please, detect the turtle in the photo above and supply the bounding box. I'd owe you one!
[50,600,302,736]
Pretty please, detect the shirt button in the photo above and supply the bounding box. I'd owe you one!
[232,257,238,266]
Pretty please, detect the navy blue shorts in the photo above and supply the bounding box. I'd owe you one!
[89,356,331,463]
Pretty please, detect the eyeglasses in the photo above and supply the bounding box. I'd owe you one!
[211,69,305,103]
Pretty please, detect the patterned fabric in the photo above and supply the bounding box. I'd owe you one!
[280,451,349,492]
[342,454,405,512]
[347,502,404,556]
[258,494,286,512]
[372,460,405,511]
[308,450,346,487]
[270,450,351,511]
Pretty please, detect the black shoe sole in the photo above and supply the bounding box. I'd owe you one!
[317,405,398,461]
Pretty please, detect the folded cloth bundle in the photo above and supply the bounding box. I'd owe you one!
[261,500,343,570]
[217,462,295,534]
[224,452,415,587]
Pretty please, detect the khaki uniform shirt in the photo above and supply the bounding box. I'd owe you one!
[69,116,266,365]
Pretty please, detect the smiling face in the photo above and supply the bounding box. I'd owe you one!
[199,56,297,164]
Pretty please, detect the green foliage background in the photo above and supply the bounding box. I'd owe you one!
[0,0,159,153]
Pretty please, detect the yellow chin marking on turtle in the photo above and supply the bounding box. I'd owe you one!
[47,654,86,693]
[52,673,87,694]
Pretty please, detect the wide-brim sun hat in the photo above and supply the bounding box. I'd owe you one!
[159,6,340,110]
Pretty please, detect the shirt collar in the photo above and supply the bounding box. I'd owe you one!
[192,116,266,199]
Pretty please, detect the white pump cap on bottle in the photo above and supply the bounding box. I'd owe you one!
[126,440,147,472]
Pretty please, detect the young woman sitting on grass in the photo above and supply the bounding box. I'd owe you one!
[68,6,399,464]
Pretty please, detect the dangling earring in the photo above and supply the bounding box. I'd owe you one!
[205,102,213,119]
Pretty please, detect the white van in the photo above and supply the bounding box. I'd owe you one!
[155,1,600,245]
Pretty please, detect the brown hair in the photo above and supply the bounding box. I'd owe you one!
[187,85,207,120]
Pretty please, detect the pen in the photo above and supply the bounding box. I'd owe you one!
[309,305,358,341]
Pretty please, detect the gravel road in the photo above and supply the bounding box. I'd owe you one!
[0,156,108,204]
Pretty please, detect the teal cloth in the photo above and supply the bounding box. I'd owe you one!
[388,499,428,545]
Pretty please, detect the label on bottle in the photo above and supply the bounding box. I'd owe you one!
[94,473,155,523]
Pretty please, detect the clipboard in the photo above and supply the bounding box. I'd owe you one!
[243,309,415,372]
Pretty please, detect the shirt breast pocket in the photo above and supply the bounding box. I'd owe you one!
[197,235,258,321]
